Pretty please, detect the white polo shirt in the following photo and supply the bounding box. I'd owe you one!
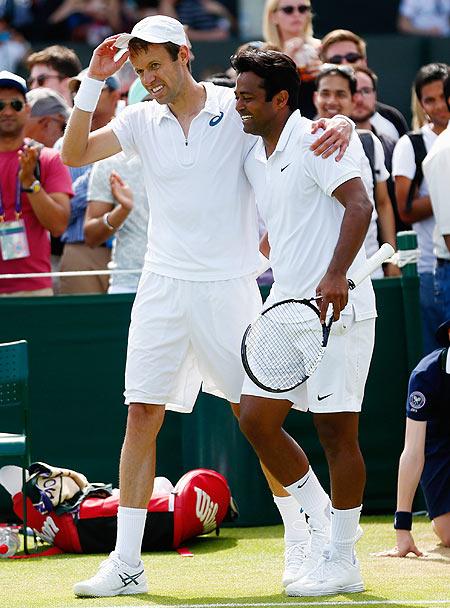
[110,83,260,281]
[423,125,450,261]
[392,124,437,274]
[244,110,376,321]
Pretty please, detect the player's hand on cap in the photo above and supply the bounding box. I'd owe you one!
[310,116,352,161]
[88,34,129,82]
[315,271,348,323]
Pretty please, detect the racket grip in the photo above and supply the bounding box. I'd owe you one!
[348,243,395,289]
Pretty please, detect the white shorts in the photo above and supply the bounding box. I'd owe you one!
[241,287,376,413]
[124,271,262,412]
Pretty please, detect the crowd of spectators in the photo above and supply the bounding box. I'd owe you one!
[0,0,449,351]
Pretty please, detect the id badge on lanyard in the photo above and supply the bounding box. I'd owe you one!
[0,176,30,260]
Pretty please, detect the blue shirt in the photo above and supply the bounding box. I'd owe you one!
[61,165,92,244]
[407,347,450,459]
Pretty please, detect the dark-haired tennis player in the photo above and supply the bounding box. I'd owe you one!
[233,49,377,596]
[62,15,353,598]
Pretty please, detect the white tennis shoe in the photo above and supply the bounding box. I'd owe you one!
[285,546,364,597]
[282,541,309,587]
[73,551,148,597]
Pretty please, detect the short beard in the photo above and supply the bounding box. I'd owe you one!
[352,108,375,125]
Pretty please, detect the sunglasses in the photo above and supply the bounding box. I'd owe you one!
[327,52,363,65]
[278,4,311,15]
[27,74,63,88]
[0,99,24,112]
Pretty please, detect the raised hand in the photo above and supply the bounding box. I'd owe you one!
[87,34,130,82]
[18,144,42,189]
[110,170,133,212]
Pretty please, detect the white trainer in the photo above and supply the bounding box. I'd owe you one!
[282,541,309,587]
[285,547,364,597]
[288,526,329,586]
[73,551,148,597]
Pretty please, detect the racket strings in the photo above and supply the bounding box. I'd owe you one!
[245,302,325,391]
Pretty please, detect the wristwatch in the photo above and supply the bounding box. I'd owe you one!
[21,180,41,194]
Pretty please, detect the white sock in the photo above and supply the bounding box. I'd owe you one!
[330,504,362,561]
[284,467,331,532]
[273,494,310,545]
[115,506,147,567]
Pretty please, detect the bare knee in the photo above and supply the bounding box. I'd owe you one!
[126,403,165,442]
[432,515,450,546]
[314,413,360,458]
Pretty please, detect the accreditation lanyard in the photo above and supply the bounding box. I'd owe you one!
[0,175,30,260]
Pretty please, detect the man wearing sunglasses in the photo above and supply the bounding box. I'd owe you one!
[320,29,409,143]
[26,45,82,106]
[0,71,72,296]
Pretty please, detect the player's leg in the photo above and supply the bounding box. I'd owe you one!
[74,272,193,598]
[285,315,374,597]
[432,512,450,546]
[230,402,311,585]
[73,402,164,597]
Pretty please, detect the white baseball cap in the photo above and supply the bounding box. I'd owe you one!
[114,16,187,62]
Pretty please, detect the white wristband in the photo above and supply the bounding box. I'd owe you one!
[74,76,105,112]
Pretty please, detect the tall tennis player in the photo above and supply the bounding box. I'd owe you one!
[233,49,377,597]
[62,16,354,597]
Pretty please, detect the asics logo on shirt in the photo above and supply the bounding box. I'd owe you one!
[119,570,144,587]
[209,112,224,126]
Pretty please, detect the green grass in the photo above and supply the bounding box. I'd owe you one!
[0,516,449,608]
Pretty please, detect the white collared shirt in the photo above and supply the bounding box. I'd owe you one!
[110,83,260,281]
[244,110,377,321]
[423,125,450,261]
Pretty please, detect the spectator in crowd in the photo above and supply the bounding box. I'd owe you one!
[0,71,72,296]
[423,75,450,322]
[0,17,30,72]
[383,319,450,557]
[59,69,120,294]
[397,0,450,37]
[84,78,150,294]
[262,0,320,118]
[24,87,70,148]
[160,0,233,40]
[392,63,450,354]
[314,64,398,276]
[351,66,408,234]
[26,45,82,106]
[319,29,409,141]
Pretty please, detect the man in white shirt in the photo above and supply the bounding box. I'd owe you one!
[313,63,397,277]
[61,15,353,597]
[233,49,376,597]
[423,75,450,322]
[392,63,450,354]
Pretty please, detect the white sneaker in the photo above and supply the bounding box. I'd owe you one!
[73,551,148,597]
[282,541,309,587]
[285,547,364,597]
[288,525,329,585]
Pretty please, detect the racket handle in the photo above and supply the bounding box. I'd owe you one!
[348,243,395,289]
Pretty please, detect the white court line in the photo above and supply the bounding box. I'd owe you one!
[94,600,450,608]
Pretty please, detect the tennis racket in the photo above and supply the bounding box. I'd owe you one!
[241,243,394,393]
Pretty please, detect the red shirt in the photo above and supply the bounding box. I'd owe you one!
[0,143,73,293]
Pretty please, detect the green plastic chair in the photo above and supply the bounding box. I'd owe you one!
[0,340,31,554]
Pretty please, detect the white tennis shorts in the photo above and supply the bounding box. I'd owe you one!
[241,288,376,413]
[124,271,262,412]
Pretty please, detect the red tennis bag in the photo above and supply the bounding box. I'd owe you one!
[13,468,234,553]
